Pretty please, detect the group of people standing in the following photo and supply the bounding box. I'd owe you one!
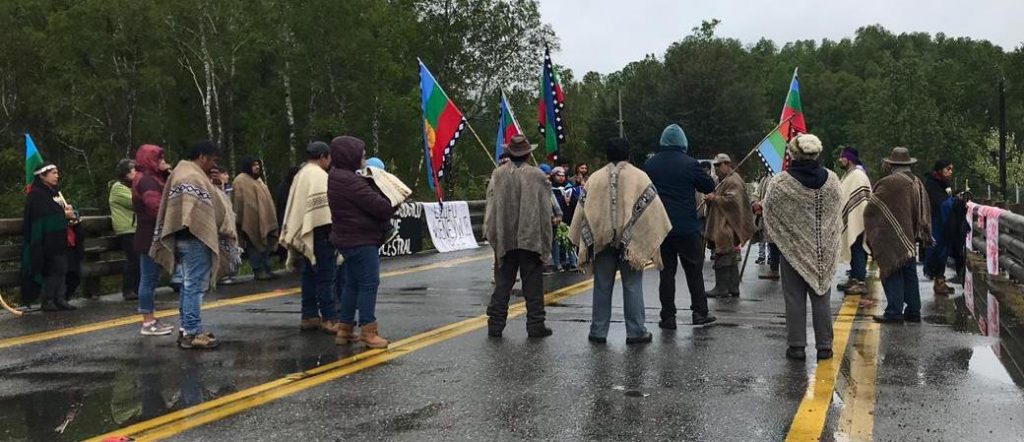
[485,122,965,360]
[22,136,404,351]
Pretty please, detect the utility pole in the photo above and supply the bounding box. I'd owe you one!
[999,76,1007,200]
[617,90,624,137]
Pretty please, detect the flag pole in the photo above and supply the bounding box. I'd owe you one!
[463,119,498,166]
[698,114,795,211]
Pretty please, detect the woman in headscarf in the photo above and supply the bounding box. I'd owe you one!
[21,162,79,311]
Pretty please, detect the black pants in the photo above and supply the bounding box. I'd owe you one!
[487,249,545,332]
[659,233,709,318]
[42,254,69,303]
[119,233,140,297]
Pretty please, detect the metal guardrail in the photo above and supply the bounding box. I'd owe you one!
[968,203,1024,284]
[0,201,488,299]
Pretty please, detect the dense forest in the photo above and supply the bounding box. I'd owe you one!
[2,1,1023,217]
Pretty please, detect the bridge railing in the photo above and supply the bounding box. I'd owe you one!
[0,200,487,301]
[968,203,1024,284]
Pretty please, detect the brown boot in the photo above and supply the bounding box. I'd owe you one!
[300,317,322,331]
[320,320,341,335]
[934,278,954,295]
[359,322,390,349]
[335,323,357,345]
[845,280,868,295]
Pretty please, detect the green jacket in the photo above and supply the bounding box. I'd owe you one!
[109,181,136,235]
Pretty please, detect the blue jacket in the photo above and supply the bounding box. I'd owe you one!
[643,146,715,237]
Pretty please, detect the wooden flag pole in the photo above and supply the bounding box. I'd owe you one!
[0,291,23,316]
[462,120,498,166]
[697,115,794,212]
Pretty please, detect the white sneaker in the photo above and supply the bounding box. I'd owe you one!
[141,321,175,336]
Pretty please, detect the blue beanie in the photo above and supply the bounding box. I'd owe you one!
[539,163,552,174]
[660,124,689,152]
[367,157,385,170]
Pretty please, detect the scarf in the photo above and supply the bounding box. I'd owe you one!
[864,171,931,279]
[232,172,279,252]
[360,167,411,207]
[569,162,671,271]
[150,160,235,285]
[764,171,843,295]
[707,172,755,254]
[279,162,333,268]
[484,162,553,264]
[839,167,872,262]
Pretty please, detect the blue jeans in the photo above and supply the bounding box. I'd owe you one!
[881,261,921,318]
[176,238,213,335]
[590,248,648,339]
[245,241,271,275]
[138,254,162,314]
[301,228,338,321]
[850,234,868,281]
[337,245,381,326]
[551,238,562,269]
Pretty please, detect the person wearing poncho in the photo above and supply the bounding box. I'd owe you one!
[705,153,756,297]
[21,162,79,312]
[279,142,342,337]
[571,137,671,344]
[484,135,554,339]
[836,147,872,295]
[759,134,843,361]
[150,141,237,349]
[865,147,932,324]
[233,156,279,280]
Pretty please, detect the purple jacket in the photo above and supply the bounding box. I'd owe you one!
[327,136,396,249]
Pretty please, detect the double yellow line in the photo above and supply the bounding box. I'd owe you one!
[87,278,596,442]
[0,254,491,350]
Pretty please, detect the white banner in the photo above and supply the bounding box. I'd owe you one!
[965,202,975,251]
[984,207,1004,275]
[422,201,479,253]
[964,271,975,316]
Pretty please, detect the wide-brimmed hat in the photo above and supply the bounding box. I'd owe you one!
[883,147,917,165]
[505,134,536,157]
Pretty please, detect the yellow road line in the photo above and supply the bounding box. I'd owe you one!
[837,281,884,441]
[785,295,863,442]
[0,253,491,349]
[86,278,595,442]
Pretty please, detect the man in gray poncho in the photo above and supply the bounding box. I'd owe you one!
[757,134,843,361]
[484,135,554,338]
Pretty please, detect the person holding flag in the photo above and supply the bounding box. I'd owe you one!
[705,153,756,298]
[22,162,80,312]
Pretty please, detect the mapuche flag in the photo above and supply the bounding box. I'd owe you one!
[25,133,44,189]
[756,127,787,176]
[778,68,806,141]
[537,45,565,159]
[419,59,467,201]
[495,90,524,164]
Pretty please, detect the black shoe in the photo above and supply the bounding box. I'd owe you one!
[904,314,922,323]
[170,282,182,293]
[588,335,607,344]
[626,331,653,344]
[53,298,77,311]
[706,290,731,299]
[755,257,765,265]
[692,313,717,325]
[873,315,904,324]
[729,292,741,298]
[817,348,834,360]
[122,292,139,301]
[487,329,503,338]
[41,300,61,312]
[658,318,677,330]
[527,326,553,338]
[786,346,806,360]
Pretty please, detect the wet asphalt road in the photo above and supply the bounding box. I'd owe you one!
[1,247,1022,441]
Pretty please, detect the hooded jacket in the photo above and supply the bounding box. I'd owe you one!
[132,145,169,253]
[326,136,395,249]
[643,146,715,237]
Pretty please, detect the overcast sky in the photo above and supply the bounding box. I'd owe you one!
[538,0,1024,75]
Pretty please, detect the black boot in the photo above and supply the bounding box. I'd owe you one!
[706,267,731,298]
[41,299,61,312]
[53,297,77,311]
[729,265,741,297]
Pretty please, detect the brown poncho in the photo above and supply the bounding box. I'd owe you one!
[232,172,278,253]
[484,162,553,264]
[708,172,755,254]
[763,171,843,295]
[150,160,236,285]
[569,162,672,272]
[863,171,932,279]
